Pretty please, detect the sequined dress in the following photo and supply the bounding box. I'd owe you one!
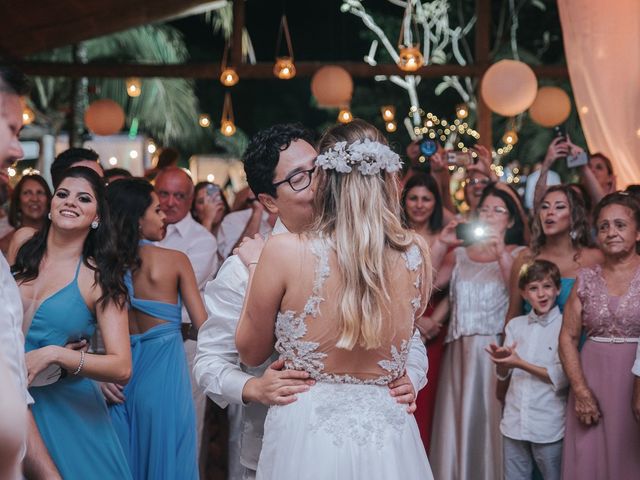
[255,238,433,480]
[561,265,640,479]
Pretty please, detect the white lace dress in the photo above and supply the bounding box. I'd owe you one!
[256,239,433,480]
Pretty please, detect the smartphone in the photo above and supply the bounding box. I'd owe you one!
[419,139,438,157]
[567,151,588,168]
[456,222,488,246]
[553,125,566,142]
[205,184,222,203]
[447,151,472,166]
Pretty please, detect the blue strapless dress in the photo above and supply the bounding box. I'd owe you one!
[25,260,132,480]
[109,264,198,480]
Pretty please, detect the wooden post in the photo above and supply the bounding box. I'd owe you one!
[475,0,492,146]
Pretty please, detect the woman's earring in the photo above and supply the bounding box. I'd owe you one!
[91,220,99,230]
[569,230,578,240]
[47,212,51,220]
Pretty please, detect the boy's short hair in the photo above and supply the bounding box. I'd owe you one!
[518,259,561,290]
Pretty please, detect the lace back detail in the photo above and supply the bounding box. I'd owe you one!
[403,244,424,317]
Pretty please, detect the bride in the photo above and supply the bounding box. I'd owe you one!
[235,119,433,479]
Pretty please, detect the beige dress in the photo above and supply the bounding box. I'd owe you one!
[256,237,433,479]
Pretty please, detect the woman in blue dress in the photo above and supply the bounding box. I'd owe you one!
[11,167,132,480]
[506,185,603,320]
[102,178,206,480]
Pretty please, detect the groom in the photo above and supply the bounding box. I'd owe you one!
[194,124,428,480]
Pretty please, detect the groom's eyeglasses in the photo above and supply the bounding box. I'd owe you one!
[272,166,316,192]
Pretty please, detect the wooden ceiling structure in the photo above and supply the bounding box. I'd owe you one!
[1,0,569,144]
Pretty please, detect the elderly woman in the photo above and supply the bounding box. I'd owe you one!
[559,192,640,479]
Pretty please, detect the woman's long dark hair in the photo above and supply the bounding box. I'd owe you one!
[12,167,127,308]
[105,178,154,272]
[400,173,444,233]
[8,174,52,228]
[477,185,525,246]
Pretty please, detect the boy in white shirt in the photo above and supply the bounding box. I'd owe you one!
[486,259,569,480]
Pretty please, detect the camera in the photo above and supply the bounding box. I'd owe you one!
[456,222,488,246]
[447,151,473,166]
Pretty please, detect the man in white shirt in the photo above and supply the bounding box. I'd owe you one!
[194,124,428,480]
[0,66,61,478]
[155,166,218,456]
[216,201,273,261]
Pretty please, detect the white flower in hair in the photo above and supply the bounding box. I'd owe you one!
[315,139,402,176]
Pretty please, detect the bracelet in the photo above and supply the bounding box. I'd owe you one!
[248,261,258,266]
[72,350,86,376]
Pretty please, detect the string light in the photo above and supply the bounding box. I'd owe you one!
[126,78,142,97]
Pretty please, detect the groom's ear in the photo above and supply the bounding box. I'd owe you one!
[258,193,279,216]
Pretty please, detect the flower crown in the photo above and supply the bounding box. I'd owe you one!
[315,139,403,176]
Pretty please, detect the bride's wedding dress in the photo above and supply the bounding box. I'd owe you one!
[256,238,433,479]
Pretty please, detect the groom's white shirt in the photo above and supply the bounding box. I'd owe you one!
[194,218,429,472]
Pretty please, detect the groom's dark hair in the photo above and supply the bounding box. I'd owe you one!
[243,123,315,198]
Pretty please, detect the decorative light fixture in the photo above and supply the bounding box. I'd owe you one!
[381,105,396,122]
[220,43,239,87]
[126,77,142,97]
[397,2,424,72]
[385,121,397,133]
[199,114,211,128]
[502,129,518,145]
[220,92,236,136]
[273,15,296,79]
[22,106,35,125]
[455,103,469,119]
[337,108,353,124]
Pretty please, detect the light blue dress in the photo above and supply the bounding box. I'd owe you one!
[109,263,198,480]
[26,259,132,480]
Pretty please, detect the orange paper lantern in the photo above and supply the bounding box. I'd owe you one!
[481,60,538,117]
[528,86,572,127]
[311,66,354,108]
[84,99,125,136]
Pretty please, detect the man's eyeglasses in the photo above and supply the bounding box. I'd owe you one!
[272,166,316,192]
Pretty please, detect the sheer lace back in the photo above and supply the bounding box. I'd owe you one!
[577,265,640,337]
[275,237,427,385]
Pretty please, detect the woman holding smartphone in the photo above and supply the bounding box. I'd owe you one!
[191,181,230,236]
[429,185,526,480]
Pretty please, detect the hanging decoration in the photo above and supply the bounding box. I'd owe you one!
[480,60,538,117]
[220,92,236,136]
[385,121,397,133]
[273,15,296,80]
[397,1,424,72]
[311,66,353,108]
[502,129,518,145]
[126,77,142,97]
[220,42,239,87]
[337,108,353,124]
[199,114,211,128]
[455,103,469,119]
[381,106,396,122]
[84,99,125,136]
[528,86,571,127]
[22,106,35,125]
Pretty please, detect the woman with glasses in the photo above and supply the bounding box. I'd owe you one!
[429,185,526,480]
[506,185,602,322]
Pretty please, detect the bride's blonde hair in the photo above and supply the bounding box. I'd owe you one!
[312,119,431,350]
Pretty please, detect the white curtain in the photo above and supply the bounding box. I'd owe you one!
[558,0,640,187]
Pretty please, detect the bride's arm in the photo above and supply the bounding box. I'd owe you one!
[236,235,290,367]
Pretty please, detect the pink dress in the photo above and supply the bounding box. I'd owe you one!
[562,265,640,480]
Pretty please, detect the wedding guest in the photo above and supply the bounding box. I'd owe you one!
[401,172,449,452]
[559,192,640,479]
[50,147,103,188]
[154,166,217,457]
[430,184,526,480]
[191,181,230,237]
[12,167,132,479]
[103,167,132,184]
[506,185,602,321]
[104,178,206,479]
[487,260,568,480]
[144,147,179,181]
[0,173,50,254]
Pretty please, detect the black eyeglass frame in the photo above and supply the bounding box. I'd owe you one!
[272,166,316,192]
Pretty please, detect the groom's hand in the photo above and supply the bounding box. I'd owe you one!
[388,374,417,414]
[242,358,316,406]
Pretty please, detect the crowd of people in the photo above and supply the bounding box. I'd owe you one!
[2,64,640,480]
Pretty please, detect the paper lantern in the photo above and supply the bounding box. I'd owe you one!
[84,99,125,136]
[397,47,424,72]
[528,86,571,127]
[220,68,239,87]
[311,66,353,108]
[273,57,296,80]
[480,60,538,117]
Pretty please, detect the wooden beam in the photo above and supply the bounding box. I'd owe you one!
[7,60,568,79]
[475,0,492,146]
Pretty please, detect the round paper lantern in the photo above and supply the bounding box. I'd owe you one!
[480,60,538,117]
[528,86,572,127]
[311,66,354,108]
[84,99,125,136]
